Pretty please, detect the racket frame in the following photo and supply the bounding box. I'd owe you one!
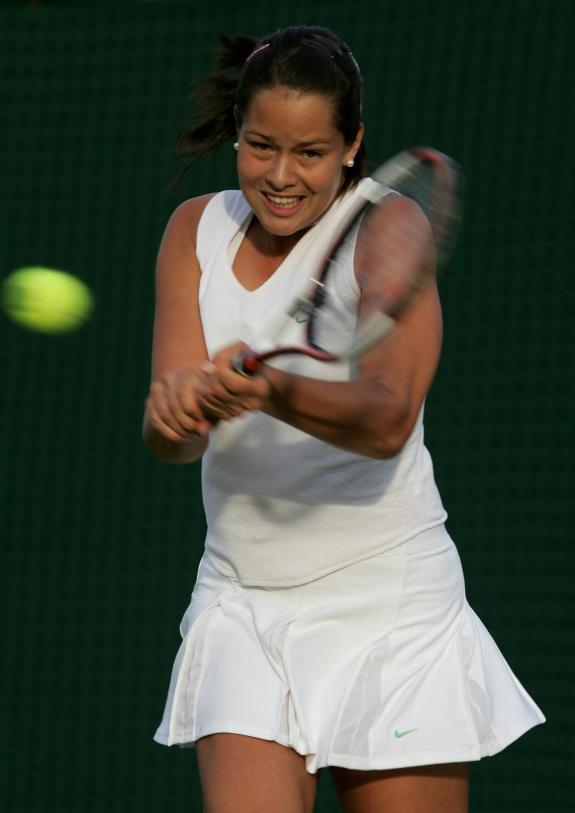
[233,146,461,376]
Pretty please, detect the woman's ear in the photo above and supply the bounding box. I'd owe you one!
[355,123,365,149]
[346,123,365,163]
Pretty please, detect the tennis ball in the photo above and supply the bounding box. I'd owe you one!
[2,266,94,334]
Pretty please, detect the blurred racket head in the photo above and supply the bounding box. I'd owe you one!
[372,146,463,268]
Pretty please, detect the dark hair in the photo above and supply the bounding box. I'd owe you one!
[176,26,365,189]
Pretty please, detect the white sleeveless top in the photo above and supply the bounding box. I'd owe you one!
[196,182,447,586]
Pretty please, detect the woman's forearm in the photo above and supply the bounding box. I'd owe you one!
[261,366,412,459]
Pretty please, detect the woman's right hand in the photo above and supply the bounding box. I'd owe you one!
[144,194,218,463]
[145,368,215,444]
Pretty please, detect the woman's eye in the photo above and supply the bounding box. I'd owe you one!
[303,150,322,159]
[249,141,271,151]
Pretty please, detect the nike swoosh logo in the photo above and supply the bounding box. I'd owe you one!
[394,728,418,738]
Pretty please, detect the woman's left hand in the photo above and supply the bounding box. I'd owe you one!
[196,342,272,421]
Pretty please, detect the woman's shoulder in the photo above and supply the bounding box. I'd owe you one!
[168,190,249,241]
[165,193,217,241]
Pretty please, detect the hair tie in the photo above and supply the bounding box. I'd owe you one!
[245,42,270,63]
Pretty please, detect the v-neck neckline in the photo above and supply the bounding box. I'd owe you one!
[227,210,313,295]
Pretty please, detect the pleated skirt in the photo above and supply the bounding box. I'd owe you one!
[154,524,544,773]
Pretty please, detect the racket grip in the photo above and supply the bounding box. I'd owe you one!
[231,350,262,378]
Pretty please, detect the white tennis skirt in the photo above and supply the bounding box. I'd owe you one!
[153,525,544,773]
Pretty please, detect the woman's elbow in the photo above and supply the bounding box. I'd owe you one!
[365,403,415,459]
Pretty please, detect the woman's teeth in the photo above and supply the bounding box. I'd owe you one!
[266,194,301,207]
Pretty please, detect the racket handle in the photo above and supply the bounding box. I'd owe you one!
[231,350,262,378]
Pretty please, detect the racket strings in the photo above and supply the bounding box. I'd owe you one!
[357,202,427,311]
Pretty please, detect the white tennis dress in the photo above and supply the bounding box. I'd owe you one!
[153,185,545,772]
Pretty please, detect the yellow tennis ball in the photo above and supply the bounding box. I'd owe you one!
[2,266,94,334]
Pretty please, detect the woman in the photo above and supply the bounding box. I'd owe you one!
[144,25,544,813]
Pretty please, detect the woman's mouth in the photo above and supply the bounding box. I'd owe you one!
[261,192,305,216]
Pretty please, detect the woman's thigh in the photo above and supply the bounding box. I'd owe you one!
[330,762,469,813]
[196,733,319,813]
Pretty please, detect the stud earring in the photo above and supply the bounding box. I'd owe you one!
[233,142,239,151]
[346,159,355,168]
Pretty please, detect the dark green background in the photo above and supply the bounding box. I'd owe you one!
[1,1,572,810]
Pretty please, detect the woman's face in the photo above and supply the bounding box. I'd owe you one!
[236,86,363,239]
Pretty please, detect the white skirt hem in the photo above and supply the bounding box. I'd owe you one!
[153,717,544,775]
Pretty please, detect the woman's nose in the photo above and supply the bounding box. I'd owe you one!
[266,154,297,189]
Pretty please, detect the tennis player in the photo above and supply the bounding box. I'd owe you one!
[144,25,544,813]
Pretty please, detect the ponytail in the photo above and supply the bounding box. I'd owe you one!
[174,34,256,176]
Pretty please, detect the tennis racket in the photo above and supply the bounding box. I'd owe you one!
[233,146,462,376]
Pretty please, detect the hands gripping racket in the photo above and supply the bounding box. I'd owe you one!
[233,146,462,376]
